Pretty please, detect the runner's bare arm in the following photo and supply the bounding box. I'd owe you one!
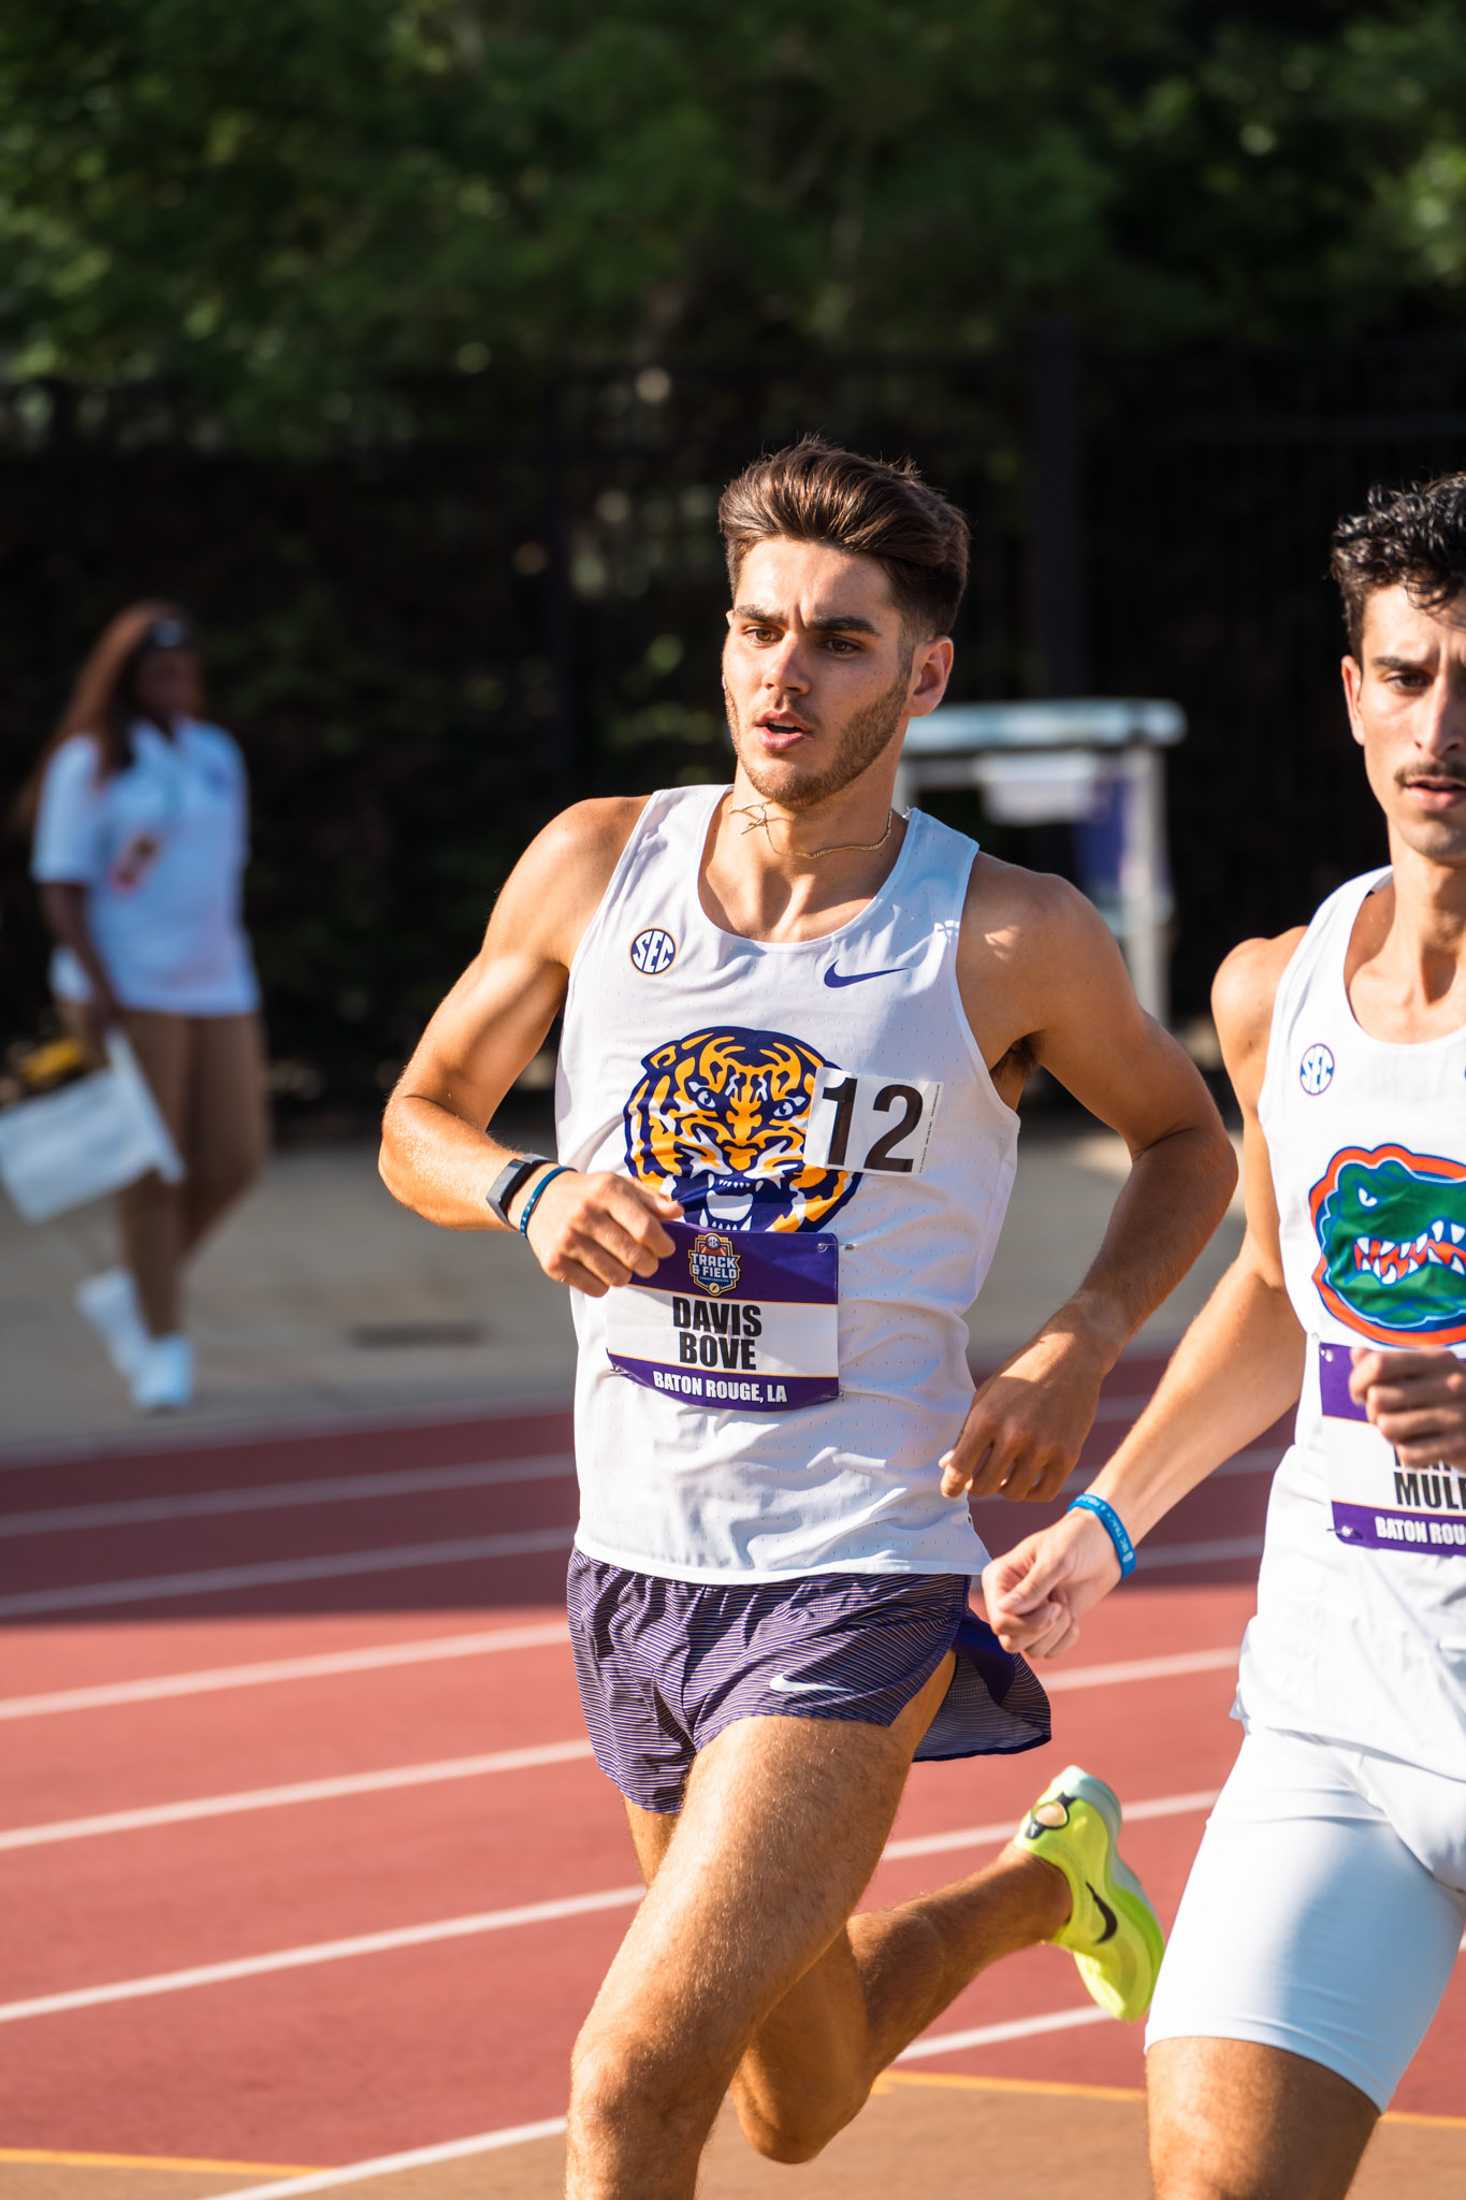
[941,867,1239,1504]
[37,881,123,1048]
[982,928,1309,1653]
[379,797,682,1293]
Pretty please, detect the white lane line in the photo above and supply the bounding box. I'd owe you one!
[0,1790,1215,2026]
[0,1455,575,1540]
[218,2122,570,2200]
[0,1632,1232,1730]
[0,1742,596,1852]
[0,1622,571,1723]
[0,1526,574,1619]
[211,1999,1125,2200]
[0,1884,647,2025]
[898,2000,1110,2060]
[0,1655,1233,1850]
[1046,1648,1236,1693]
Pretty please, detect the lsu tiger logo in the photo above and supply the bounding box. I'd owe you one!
[624,1025,856,1233]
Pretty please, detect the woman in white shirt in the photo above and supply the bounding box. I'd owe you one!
[22,602,266,1409]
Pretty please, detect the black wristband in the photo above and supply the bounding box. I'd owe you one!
[485,1153,554,1228]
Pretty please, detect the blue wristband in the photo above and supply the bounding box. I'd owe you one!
[1068,1493,1137,1580]
[516,1164,573,1237]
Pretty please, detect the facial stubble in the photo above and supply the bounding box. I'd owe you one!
[725,660,912,813]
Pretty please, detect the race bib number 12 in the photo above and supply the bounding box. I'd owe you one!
[801,1067,941,1175]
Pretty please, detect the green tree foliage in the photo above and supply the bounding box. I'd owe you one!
[2,1,1465,443]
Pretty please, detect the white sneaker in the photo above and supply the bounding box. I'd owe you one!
[76,1268,150,1385]
[130,1334,194,1412]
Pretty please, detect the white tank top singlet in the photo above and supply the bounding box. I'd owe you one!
[553,782,1019,1583]
[1241,867,1466,1779]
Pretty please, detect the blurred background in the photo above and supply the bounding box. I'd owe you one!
[8,15,1466,2187]
[5,0,1466,1128]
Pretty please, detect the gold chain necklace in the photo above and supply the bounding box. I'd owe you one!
[731,803,896,861]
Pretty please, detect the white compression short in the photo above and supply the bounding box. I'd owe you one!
[1146,1724,1466,2109]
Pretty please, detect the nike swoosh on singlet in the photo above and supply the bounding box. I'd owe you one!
[823,963,904,988]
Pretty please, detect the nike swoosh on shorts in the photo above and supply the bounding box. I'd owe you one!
[768,1674,831,1694]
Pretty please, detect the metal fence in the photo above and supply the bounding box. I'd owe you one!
[2,333,1463,1108]
[1086,336,1466,1013]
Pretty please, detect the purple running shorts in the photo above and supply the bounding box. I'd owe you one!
[567,1548,1051,1814]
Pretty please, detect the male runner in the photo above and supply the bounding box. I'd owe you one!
[380,438,1236,2199]
[985,473,1466,2200]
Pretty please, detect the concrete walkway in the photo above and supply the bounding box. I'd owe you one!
[0,1113,1243,1459]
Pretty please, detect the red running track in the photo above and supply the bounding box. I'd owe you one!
[0,1363,1460,2170]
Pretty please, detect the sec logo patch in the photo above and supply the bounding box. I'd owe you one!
[629,927,677,975]
[1299,1043,1335,1096]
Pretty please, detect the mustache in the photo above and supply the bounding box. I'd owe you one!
[1398,769,1466,790]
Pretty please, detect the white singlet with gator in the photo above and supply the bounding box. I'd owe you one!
[1244,865,1466,1825]
[1145,867,1466,2105]
[554,782,1018,1583]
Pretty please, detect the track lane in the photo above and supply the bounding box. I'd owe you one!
[13,1384,1462,2177]
[0,1454,577,1542]
[5,1709,1459,2159]
[0,1589,1253,1828]
[4,1431,1272,1589]
[1,1460,1267,1622]
[0,1609,562,1700]
[0,1655,1243,2007]
[0,1409,576,1501]
[0,1621,572,1723]
[16,1781,1459,2166]
[1,1486,580,1603]
[3,1633,586,1818]
[0,1540,578,1625]
[0,1717,1242,2161]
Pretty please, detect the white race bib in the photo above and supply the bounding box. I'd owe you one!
[1319,1340,1466,1555]
[605,1219,838,1413]
[802,1067,941,1175]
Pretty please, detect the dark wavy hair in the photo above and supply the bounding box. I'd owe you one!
[1330,474,1466,657]
[718,437,970,638]
[11,601,200,834]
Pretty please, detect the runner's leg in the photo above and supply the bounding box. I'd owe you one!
[181,1011,267,1251]
[1145,1727,1464,2199]
[569,1656,1068,2196]
[568,1689,940,2200]
[1149,2039,1376,2200]
[730,1813,1064,2160]
[114,1010,189,1337]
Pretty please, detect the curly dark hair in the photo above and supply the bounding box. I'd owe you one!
[719,436,969,638]
[1330,474,1466,657]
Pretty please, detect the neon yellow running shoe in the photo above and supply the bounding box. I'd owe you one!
[1017,1764,1164,2023]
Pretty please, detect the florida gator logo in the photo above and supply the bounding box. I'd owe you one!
[623,1025,856,1233]
[1310,1144,1466,1344]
